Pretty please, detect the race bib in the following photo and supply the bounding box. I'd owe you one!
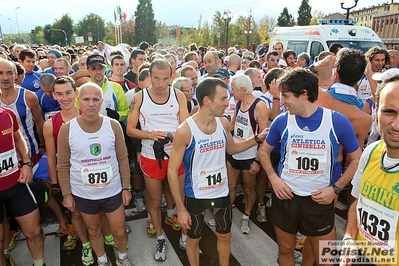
[224,105,235,122]
[81,164,113,188]
[44,110,60,121]
[198,164,227,191]
[357,195,398,251]
[0,149,18,178]
[235,120,250,140]
[287,149,327,175]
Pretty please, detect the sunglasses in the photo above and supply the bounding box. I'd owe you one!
[268,58,279,62]
[39,56,47,60]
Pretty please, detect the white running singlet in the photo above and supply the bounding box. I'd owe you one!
[139,87,180,159]
[183,117,229,199]
[68,117,122,200]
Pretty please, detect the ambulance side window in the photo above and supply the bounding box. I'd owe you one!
[310,42,324,62]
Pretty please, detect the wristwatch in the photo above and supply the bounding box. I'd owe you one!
[22,161,34,168]
[122,186,132,192]
[332,184,342,195]
[254,134,263,144]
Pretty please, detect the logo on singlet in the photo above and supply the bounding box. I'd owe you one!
[90,143,102,156]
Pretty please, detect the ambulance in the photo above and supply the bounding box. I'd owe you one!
[269,19,385,62]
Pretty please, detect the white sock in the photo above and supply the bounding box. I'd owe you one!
[118,251,127,260]
[166,209,174,217]
[157,234,165,240]
[97,253,108,263]
[242,214,249,220]
[181,234,187,242]
[148,213,151,220]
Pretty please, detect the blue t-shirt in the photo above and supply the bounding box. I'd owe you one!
[21,71,42,92]
[35,90,61,120]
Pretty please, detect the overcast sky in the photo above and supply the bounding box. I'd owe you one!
[0,0,381,34]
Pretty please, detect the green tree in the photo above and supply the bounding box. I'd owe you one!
[277,7,293,26]
[258,15,276,45]
[297,0,312,26]
[310,10,325,25]
[43,24,52,44]
[121,16,135,45]
[134,0,157,45]
[75,13,105,44]
[30,26,45,45]
[155,22,170,45]
[103,22,117,45]
[51,14,74,45]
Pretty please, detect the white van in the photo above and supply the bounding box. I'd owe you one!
[269,19,385,62]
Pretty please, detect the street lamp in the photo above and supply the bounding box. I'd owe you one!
[223,11,233,47]
[15,7,20,43]
[96,19,99,42]
[340,0,359,20]
[244,30,252,47]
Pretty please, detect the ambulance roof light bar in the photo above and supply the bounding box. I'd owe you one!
[317,19,357,25]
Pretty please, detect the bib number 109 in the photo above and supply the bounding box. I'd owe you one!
[296,157,319,171]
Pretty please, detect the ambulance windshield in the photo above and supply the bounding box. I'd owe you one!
[326,41,386,54]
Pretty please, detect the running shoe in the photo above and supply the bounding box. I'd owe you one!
[81,245,94,265]
[8,229,21,250]
[133,196,146,212]
[62,232,78,250]
[97,260,111,266]
[146,219,156,237]
[55,227,68,237]
[154,239,166,261]
[5,253,16,266]
[160,192,167,208]
[179,235,203,255]
[241,218,251,234]
[236,184,245,196]
[125,223,131,233]
[256,205,267,223]
[296,236,307,250]
[294,250,303,265]
[164,214,181,231]
[104,235,117,249]
[116,256,134,266]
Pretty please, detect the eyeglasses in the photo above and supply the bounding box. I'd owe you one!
[182,88,194,93]
[268,58,279,62]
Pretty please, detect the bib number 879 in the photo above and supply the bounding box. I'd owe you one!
[88,172,108,184]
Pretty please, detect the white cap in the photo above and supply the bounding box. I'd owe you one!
[372,68,399,82]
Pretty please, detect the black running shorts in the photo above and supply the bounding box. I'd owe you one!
[269,193,335,236]
[73,191,122,215]
[185,195,232,239]
[0,183,38,223]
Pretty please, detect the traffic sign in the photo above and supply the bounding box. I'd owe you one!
[88,32,93,37]
[217,26,221,38]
